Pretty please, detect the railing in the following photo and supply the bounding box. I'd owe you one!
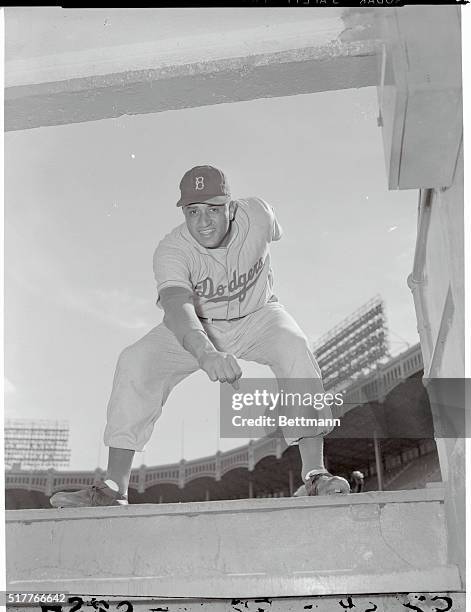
[336,344,423,418]
[5,344,424,497]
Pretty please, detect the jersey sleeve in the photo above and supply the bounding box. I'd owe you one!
[153,240,193,300]
[253,197,283,242]
[271,208,283,242]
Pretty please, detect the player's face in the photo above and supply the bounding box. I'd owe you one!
[183,202,234,248]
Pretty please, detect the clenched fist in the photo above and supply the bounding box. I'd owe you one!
[198,350,242,389]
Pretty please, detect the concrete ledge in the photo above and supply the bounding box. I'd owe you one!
[5,488,445,522]
[6,489,461,598]
[6,568,463,600]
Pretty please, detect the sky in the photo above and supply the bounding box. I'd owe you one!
[4,86,420,471]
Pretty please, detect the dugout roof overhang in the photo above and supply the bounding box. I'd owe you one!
[4,7,380,131]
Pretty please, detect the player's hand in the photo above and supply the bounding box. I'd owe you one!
[198,350,242,389]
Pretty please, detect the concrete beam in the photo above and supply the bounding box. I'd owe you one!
[5,16,380,131]
[6,489,462,598]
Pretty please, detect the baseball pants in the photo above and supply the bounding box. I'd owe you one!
[104,301,334,450]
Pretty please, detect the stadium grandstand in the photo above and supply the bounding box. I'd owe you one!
[4,419,71,471]
[5,298,442,509]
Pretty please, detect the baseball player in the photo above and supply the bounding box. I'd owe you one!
[351,470,365,493]
[50,165,350,508]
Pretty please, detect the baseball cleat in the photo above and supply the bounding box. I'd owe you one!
[293,484,308,497]
[304,471,350,496]
[50,480,128,508]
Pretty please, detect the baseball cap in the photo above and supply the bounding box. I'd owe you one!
[176,165,231,207]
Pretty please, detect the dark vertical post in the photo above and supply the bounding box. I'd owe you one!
[373,432,384,491]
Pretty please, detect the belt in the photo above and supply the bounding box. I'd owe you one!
[199,314,247,323]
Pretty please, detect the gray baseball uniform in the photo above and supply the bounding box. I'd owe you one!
[104,197,333,451]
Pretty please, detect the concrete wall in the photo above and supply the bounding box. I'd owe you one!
[408,143,465,584]
[425,145,465,377]
[5,490,461,598]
